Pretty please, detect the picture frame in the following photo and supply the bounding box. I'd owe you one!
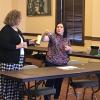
[27,0,51,16]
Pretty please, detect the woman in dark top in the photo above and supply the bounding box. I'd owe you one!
[0,9,34,100]
[43,22,72,100]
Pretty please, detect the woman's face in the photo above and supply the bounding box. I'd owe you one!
[56,23,64,36]
[16,17,21,26]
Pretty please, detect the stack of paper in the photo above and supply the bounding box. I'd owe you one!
[57,66,78,70]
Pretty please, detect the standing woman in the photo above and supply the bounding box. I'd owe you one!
[0,10,30,100]
[44,22,72,100]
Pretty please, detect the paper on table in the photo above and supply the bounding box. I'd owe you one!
[57,66,79,70]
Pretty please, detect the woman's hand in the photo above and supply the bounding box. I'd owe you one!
[16,42,27,49]
[29,40,36,45]
[64,45,72,53]
[22,42,27,48]
[44,29,50,35]
[43,29,52,36]
[42,29,52,42]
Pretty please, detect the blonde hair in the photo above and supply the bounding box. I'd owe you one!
[4,9,21,26]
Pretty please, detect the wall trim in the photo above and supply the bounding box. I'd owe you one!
[85,36,100,41]
[23,33,100,42]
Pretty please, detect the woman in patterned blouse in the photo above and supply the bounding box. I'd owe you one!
[44,22,72,100]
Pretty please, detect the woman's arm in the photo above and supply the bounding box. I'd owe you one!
[63,39,72,53]
[42,29,55,42]
[64,45,72,53]
[0,31,17,50]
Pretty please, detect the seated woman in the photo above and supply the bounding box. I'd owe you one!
[42,22,72,100]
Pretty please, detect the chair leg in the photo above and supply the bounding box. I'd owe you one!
[91,87,96,100]
[91,86,100,100]
[91,87,99,100]
[91,89,94,100]
[65,79,70,100]
[73,88,77,100]
[72,88,86,100]
[82,88,86,100]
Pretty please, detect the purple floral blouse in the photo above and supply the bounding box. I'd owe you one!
[46,33,71,65]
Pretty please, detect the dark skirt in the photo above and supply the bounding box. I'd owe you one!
[0,55,25,100]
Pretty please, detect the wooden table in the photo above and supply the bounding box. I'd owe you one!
[28,46,48,53]
[25,42,48,66]
[0,62,100,82]
[27,44,100,59]
[28,42,48,53]
[1,62,100,99]
[69,51,100,59]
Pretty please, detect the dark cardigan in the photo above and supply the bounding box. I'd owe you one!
[0,25,26,63]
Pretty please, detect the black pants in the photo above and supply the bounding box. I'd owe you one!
[44,60,64,100]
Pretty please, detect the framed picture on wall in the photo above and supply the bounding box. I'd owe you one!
[27,0,51,16]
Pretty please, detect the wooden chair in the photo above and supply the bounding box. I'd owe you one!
[23,86,56,100]
[22,65,56,100]
[66,76,100,100]
[66,48,100,100]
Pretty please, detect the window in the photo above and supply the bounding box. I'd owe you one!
[56,0,85,45]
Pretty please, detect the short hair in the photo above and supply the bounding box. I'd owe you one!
[4,9,21,26]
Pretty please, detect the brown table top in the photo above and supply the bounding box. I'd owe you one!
[28,46,48,52]
[69,51,100,59]
[28,42,48,52]
[0,62,100,82]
